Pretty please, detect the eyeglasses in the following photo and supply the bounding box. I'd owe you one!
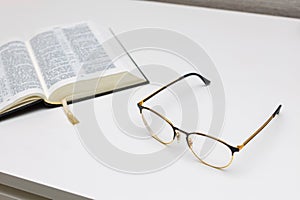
[137,73,282,169]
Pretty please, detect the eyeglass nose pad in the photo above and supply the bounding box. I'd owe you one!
[188,138,193,147]
[176,131,181,143]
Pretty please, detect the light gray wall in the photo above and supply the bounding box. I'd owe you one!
[147,0,300,18]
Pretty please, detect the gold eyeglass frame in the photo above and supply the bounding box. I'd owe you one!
[137,73,282,169]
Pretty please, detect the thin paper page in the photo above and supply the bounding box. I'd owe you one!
[29,23,122,96]
[0,41,44,111]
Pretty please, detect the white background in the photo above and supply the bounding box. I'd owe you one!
[0,0,299,199]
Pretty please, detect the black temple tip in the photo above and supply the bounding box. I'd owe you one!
[183,72,211,86]
[272,105,282,117]
[203,77,211,86]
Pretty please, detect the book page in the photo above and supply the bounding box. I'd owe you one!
[29,23,122,97]
[0,41,44,111]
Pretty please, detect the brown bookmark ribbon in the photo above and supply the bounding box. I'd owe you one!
[62,98,79,125]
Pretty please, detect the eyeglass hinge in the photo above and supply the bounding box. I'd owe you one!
[237,144,245,151]
[137,101,143,113]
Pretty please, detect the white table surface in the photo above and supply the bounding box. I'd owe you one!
[0,0,300,199]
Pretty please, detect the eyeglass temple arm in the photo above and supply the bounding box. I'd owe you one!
[237,105,282,150]
[138,73,210,106]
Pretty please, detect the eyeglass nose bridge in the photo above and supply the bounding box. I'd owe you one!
[173,127,195,147]
[173,127,190,143]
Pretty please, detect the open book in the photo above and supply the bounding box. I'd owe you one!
[0,23,148,121]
